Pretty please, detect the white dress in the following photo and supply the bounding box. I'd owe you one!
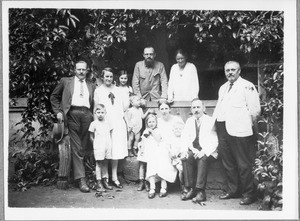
[167,62,199,101]
[118,85,133,111]
[144,128,178,183]
[94,85,128,160]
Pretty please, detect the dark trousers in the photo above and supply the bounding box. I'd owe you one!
[182,150,212,190]
[67,107,93,180]
[216,122,256,197]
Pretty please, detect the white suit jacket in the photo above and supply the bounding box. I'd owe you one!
[181,114,218,158]
[213,76,261,137]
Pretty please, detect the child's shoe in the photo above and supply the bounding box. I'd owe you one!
[145,181,150,192]
[137,179,145,191]
[148,189,155,199]
[159,188,167,198]
[96,180,106,192]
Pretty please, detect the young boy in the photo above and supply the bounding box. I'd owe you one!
[89,104,113,192]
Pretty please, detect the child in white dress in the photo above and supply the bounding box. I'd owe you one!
[168,121,185,191]
[89,104,112,192]
[143,114,177,199]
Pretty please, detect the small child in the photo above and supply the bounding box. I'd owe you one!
[117,70,133,111]
[168,121,185,191]
[125,94,148,157]
[89,104,113,192]
[142,113,177,199]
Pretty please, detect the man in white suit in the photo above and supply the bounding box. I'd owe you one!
[180,98,218,203]
[213,61,260,205]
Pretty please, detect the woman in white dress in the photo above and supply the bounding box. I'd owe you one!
[93,67,128,189]
[167,49,199,102]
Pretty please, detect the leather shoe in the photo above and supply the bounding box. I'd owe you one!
[159,188,167,198]
[137,179,145,191]
[112,180,123,189]
[145,181,150,192]
[192,190,206,203]
[79,177,90,193]
[181,188,196,201]
[219,192,239,200]
[102,178,113,190]
[240,196,256,205]
[96,180,106,192]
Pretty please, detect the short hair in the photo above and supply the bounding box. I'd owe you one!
[145,113,157,125]
[101,67,114,78]
[144,46,155,53]
[191,97,201,103]
[129,94,140,104]
[173,121,184,129]
[224,61,241,70]
[95,104,106,112]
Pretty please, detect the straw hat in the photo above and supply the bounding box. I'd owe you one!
[52,122,64,143]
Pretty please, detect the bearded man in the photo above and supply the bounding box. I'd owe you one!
[132,46,168,102]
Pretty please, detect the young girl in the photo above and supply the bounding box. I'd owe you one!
[89,104,112,192]
[117,70,133,111]
[142,113,177,199]
[168,121,185,192]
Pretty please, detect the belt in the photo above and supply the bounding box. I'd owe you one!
[70,106,90,112]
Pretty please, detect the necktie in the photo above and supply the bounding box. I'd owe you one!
[228,83,233,92]
[80,79,84,97]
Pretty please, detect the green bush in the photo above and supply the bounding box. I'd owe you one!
[254,64,283,210]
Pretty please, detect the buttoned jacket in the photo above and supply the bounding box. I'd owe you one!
[50,76,96,121]
[181,114,218,158]
[213,76,261,137]
[132,60,168,101]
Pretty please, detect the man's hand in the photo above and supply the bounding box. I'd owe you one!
[57,112,63,123]
[179,151,188,161]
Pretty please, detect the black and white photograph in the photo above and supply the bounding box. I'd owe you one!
[2,0,298,220]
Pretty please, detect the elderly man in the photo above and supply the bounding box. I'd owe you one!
[180,98,218,203]
[213,61,261,205]
[50,60,96,193]
[132,46,168,102]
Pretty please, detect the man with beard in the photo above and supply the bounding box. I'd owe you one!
[213,61,260,205]
[180,98,218,203]
[132,46,168,102]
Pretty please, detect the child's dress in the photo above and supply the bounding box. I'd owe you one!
[168,135,182,166]
[118,85,133,111]
[143,128,178,183]
[126,107,144,134]
[88,120,112,160]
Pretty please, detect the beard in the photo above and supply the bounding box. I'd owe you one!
[145,58,154,68]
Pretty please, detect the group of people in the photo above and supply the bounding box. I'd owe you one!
[50,46,261,206]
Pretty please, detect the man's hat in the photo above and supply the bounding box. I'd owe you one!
[52,122,64,143]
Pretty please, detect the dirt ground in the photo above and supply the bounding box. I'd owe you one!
[8,180,261,210]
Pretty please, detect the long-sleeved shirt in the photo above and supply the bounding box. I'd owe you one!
[167,62,199,101]
[132,60,168,101]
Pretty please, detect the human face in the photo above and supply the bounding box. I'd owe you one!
[102,70,114,87]
[147,116,157,129]
[119,74,128,86]
[224,62,241,83]
[173,123,183,137]
[176,53,187,69]
[159,103,171,119]
[191,100,204,119]
[131,96,141,108]
[75,62,88,80]
[95,108,106,121]
[143,47,155,67]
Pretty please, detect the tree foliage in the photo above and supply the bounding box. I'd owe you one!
[9,9,284,204]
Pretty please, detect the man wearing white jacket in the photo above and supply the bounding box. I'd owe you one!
[213,61,261,205]
[180,98,218,203]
